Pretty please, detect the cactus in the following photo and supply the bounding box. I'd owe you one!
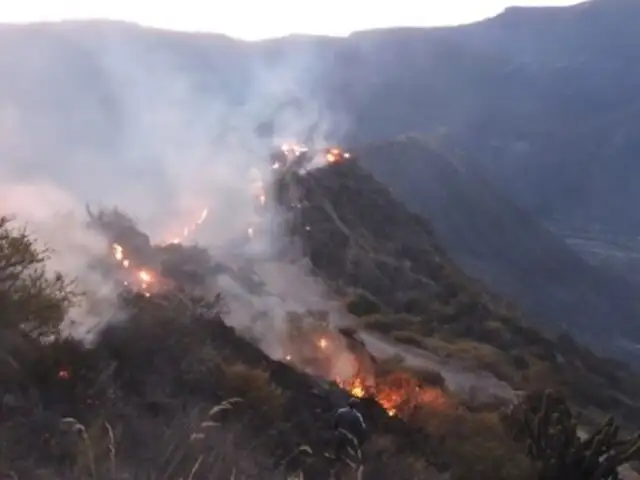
[509,390,640,479]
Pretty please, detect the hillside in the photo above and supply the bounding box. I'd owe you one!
[276,159,640,423]
[356,135,640,361]
[4,156,640,479]
[1,1,639,309]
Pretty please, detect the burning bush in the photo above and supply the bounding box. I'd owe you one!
[340,370,451,418]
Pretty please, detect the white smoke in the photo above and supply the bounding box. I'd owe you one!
[0,21,353,355]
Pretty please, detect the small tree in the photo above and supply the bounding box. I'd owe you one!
[0,216,75,336]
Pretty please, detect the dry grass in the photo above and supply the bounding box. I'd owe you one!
[412,405,535,480]
[31,397,270,480]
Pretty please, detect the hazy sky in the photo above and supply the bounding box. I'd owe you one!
[3,0,584,40]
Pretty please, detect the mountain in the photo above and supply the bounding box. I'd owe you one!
[431,0,640,230]
[330,0,640,277]
[1,0,639,363]
[277,159,640,423]
[2,1,639,233]
[4,155,640,479]
[356,135,640,357]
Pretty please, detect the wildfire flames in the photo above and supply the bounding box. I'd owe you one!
[338,371,449,417]
[102,142,441,421]
[272,143,351,170]
[111,243,156,296]
[324,147,350,164]
[108,206,212,295]
[292,333,449,418]
[165,208,209,245]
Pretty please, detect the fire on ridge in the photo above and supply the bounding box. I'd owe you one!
[279,313,451,418]
[271,142,352,172]
[95,141,448,419]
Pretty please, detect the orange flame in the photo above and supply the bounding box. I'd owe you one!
[338,371,449,417]
[111,243,157,295]
[165,208,209,245]
[325,147,351,164]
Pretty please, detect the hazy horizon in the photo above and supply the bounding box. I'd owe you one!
[2,0,585,40]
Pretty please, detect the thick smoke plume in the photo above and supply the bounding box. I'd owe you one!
[0,22,356,378]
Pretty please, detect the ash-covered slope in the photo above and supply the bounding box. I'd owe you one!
[355,135,640,362]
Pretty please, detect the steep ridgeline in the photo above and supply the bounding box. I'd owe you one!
[275,159,640,425]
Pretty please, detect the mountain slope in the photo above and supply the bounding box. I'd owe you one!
[338,0,640,235]
[274,159,640,426]
[356,135,640,360]
[2,6,640,365]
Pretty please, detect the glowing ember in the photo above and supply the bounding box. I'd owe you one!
[138,270,152,283]
[58,368,71,380]
[110,243,160,294]
[325,147,350,164]
[112,243,124,261]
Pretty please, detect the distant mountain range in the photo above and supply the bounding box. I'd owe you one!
[357,136,640,358]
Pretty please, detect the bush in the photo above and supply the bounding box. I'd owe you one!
[0,216,75,336]
[219,362,286,417]
[414,407,535,480]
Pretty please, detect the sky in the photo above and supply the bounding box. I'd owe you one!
[2,0,585,40]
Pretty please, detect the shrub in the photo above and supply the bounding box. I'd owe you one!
[219,362,286,418]
[415,407,535,480]
[0,216,75,336]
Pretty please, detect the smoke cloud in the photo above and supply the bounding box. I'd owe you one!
[0,21,354,369]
